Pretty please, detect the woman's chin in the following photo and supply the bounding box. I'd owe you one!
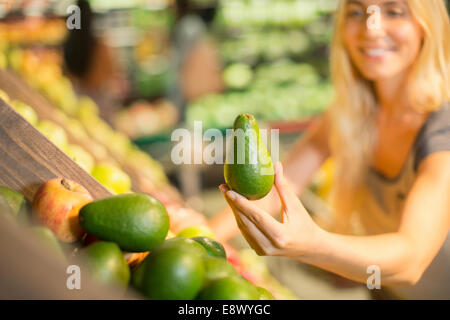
[358,69,404,82]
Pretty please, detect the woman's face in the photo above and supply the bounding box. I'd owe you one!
[343,0,424,81]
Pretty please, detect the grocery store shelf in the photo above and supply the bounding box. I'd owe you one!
[0,99,111,201]
[0,68,177,200]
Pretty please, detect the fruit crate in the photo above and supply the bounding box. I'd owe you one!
[0,98,134,299]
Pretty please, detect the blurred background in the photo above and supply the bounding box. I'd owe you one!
[0,0,337,214]
[1,0,449,300]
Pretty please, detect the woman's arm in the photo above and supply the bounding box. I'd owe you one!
[221,154,450,286]
[209,113,331,242]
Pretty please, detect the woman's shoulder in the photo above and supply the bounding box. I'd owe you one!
[414,102,450,170]
[426,101,450,122]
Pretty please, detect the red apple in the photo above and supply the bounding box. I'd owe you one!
[32,178,93,243]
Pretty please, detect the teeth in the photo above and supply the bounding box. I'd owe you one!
[365,49,387,57]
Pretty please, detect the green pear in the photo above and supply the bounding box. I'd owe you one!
[224,114,274,200]
[36,120,68,150]
[64,144,95,173]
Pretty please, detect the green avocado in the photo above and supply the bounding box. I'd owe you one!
[132,245,205,300]
[197,276,259,300]
[0,186,30,224]
[202,256,237,284]
[192,236,227,259]
[157,237,208,259]
[79,193,170,252]
[224,114,274,200]
[256,286,276,300]
[82,241,130,289]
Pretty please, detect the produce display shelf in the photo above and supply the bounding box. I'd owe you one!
[0,68,299,300]
[0,99,110,201]
[0,69,180,201]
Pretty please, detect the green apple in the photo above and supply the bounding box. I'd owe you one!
[108,132,132,155]
[36,120,68,150]
[81,117,114,146]
[91,162,131,194]
[77,96,99,121]
[65,144,95,173]
[44,78,78,115]
[177,225,216,239]
[223,63,253,89]
[8,48,23,72]
[11,100,38,126]
[65,118,89,141]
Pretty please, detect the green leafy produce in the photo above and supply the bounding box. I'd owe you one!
[223,63,253,90]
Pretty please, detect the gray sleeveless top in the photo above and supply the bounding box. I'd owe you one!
[356,102,450,299]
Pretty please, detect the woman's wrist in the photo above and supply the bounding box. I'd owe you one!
[292,219,330,262]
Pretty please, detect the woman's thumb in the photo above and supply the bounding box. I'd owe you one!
[274,162,298,213]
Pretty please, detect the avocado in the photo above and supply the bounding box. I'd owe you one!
[131,245,205,300]
[192,236,227,259]
[82,241,130,289]
[224,114,274,200]
[197,275,260,300]
[256,286,276,300]
[79,193,170,252]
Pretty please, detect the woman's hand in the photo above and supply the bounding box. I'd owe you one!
[219,162,324,258]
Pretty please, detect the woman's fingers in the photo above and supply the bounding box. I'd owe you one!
[274,162,300,221]
[219,185,268,254]
[236,212,275,255]
[225,190,283,239]
[219,184,284,245]
[234,212,267,255]
[219,184,230,193]
[219,185,239,217]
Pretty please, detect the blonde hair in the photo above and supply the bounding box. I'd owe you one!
[329,0,450,233]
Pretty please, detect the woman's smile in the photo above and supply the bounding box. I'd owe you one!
[359,45,397,61]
